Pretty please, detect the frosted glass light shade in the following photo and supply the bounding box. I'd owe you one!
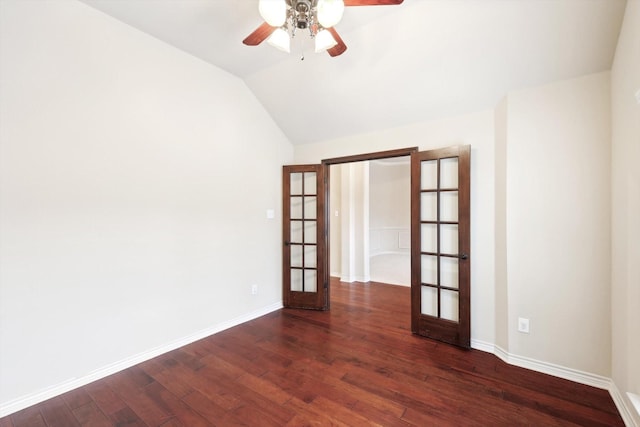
[259,0,287,27]
[317,0,345,28]
[267,28,291,53]
[314,29,337,52]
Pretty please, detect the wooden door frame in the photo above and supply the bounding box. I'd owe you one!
[320,147,419,308]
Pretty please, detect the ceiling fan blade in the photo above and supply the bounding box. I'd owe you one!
[344,0,403,6]
[326,27,347,57]
[242,22,276,46]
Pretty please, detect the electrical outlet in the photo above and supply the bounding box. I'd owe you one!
[251,284,258,295]
[518,317,530,334]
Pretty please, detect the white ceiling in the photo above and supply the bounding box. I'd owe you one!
[80,0,627,145]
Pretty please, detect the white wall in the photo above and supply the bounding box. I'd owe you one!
[503,72,612,376]
[369,160,410,234]
[294,110,496,346]
[339,162,370,283]
[369,159,411,286]
[329,165,342,277]
[369,159,410,256]
[611,0,640,423]
[0,0,292,414]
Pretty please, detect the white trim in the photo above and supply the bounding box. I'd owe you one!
[340,275,370,283]
[609,384,640,427]
[369,250,410,257]
[490,345,640,426]
[0,301,283,418]
[470,338,495,354]
[472,341,638,426]
[493,345,611,389]
[371,158,410,166]
[628,393,640,421]
[369,226,410,231]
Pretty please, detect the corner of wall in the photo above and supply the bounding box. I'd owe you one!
[494,97,509,351]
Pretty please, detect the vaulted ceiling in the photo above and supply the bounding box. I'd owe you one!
[80,0,627,145]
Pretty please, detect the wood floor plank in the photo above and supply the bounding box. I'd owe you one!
[108,406,146,427]
[144,381,213,427]
[61,387,93,411]
[146,366,195,400]
[38,396,80,427]
[168,362,244,411]
[0,279,624,426]
[234,373,293,406]
[282,397,353,427]
[71,402,112,427]
[181,390,244,427]
[84,380,128,416]
[104,370,173,426]
[10,406,46,427]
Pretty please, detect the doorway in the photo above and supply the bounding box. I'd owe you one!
[282,145,471,348]
[329,156,411,287]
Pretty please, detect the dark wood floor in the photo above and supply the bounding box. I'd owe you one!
[1,279,624,426]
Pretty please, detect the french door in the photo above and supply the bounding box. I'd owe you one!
[282,145,471,349]
[282,165,328,310]
[411,145,471,348]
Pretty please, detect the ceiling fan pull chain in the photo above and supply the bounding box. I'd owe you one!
[299,35,305,61]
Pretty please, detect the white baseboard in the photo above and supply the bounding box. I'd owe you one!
[492,344,611,389]
[0,301,283,418]
[471,340,638,427]
[609,384,640,427]
[470,338,495,354]
[340,275,370,283]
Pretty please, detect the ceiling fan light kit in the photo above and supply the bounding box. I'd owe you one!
[314,29,338,52]
[259,0,288,26]
[244,0,404,58]
[267,27,291,52]
[316,0,345,27]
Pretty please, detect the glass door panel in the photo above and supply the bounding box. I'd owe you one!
[283,165,327,310]
[440,157,459,188]
[440,257,459,289]
[421,224,437,253]
[421,160,438,189]
[421,287,438,317]
[420,193,438,221]
[440,191,458,222]
[411,146,470,348]
[440,224,459,255]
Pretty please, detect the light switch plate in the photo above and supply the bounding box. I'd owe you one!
[518,317,530,334]
[266,209,275,219]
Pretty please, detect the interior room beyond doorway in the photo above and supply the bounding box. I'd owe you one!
[329,156,410,287]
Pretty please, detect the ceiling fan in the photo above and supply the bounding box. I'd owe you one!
[242,0,404,57]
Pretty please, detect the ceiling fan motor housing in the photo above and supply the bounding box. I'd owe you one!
[245,0,403,57]
[293,0,313,30]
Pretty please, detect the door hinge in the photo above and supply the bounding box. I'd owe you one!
[324,281,328,289]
